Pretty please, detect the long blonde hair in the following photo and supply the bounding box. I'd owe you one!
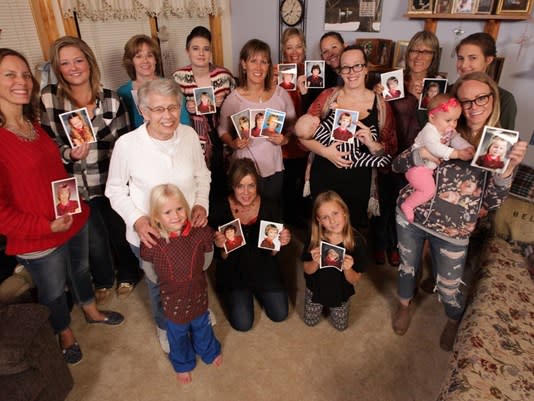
[310,191,355,251]
[148,184,191,242]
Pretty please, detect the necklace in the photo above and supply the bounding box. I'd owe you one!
[5,120,38,142]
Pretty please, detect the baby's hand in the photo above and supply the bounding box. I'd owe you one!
[295,114,320,139]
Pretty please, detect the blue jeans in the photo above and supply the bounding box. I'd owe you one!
[167,311,221,373]
[130,244,166,330]
[225,289,288,331]
[17,224,93,332]
[396,213,467,321]
[88,197,140,289]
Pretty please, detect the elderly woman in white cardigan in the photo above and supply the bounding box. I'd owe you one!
[105,79,211,352]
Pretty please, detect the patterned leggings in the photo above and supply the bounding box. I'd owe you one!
[303,288,349,331]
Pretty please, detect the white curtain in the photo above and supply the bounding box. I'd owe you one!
[61,0,220,21]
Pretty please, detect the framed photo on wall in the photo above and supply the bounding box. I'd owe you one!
[487,57,505,83]
[407,0,434,13]
[392,40,409,69]
[476,0,496,13]
[496,0,533,14]
[434,0,453,12]
[452,0,476,13]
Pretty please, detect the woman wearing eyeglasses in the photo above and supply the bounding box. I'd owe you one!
[41,36,140,304]
[106,79,210,352]
[296,45,396,229]
[455,32,517,130]
[370,31,442,267]
[391,72,527,351]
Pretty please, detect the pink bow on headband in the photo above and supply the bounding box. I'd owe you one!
[429,98,459,115]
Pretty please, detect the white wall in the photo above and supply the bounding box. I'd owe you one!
[230,1,534,165]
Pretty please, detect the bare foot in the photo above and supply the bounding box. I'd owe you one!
[176,372,192,384]
[212,354,223,367]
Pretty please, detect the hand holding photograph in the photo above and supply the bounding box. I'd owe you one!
[257,220,284,251]
[59,107,96,148]
[51,177,82,219]
[194,86,216,115]
[320,241,345,272]
[471,126,519,174]
[219,218,246,253]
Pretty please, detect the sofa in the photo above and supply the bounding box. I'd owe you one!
[0,265,74,401]
[437,167,534,401]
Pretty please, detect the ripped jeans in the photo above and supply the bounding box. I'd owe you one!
[396,213,467,321]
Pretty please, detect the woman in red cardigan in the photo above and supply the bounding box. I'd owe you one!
[0,48,123,365]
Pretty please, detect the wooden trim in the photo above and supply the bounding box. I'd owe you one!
[29,0,60,60]
[149,17,158,41]
[209,15,224,66]
[483,20,501,40]
[56,0,79,37]
[404,13,530,20]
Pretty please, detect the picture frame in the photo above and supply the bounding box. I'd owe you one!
[418,78,448,110]
[471,126,519,174]
[434,0,453,12]
[331,108,359,143]
[392,40,409,69]
[486,56,505,83]
[59,107,96,148]
[496,0,533,14]
[219,218,246,254]
[320,241,345,271]
[323,0,384,32]
[381,69,405,101]
[452,0,476,13]
[250,109,265,138]
[257,220,284,251]
[230,109,251,139]
[476,0,496,13]
[277,63,297,92]
[193,86,216,115]
[354,38,393,68]
[305,60,325,88]
[260,108,286,138]
[51,177,82,219]
[407,0,434,14]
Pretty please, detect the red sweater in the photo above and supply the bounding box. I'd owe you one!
[0,124,89,255]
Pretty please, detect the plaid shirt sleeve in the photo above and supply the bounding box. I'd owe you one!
[39,85,131,200]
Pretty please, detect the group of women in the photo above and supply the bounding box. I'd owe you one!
[0,23,527,369]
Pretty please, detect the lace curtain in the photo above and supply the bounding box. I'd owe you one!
[60,0,220,20]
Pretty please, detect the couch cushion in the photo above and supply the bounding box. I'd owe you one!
[0,304,50,375]
[437,238,534,401]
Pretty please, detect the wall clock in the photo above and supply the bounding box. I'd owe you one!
[278,0,306,61]
[280,0,304,26]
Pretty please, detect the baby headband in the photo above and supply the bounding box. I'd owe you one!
[429,98,459,115]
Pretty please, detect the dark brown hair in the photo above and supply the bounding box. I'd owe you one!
[122,34,162,80]
[238,39,273,91]
[228,158,260,193]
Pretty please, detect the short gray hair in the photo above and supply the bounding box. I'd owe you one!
[137,79,182,109]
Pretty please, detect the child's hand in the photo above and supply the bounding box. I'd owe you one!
[295,114,320,139]
[50,214,73,233]
[214,231,227,248]
[342,254,354,271]
[310,247,321,264]
[279,228,291,247]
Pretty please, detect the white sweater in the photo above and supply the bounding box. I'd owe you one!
[105,123,211,246]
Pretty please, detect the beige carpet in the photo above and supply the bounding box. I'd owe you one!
[65,231,451,401]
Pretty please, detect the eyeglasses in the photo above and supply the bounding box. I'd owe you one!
[459,93,492,110]
[144,104,180,114]
[409,49,434,57]
[340,64,366,74]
